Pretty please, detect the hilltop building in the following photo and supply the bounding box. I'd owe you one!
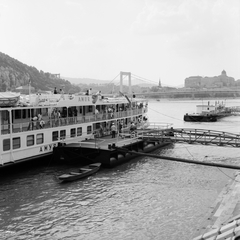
[185,70,237,88]
[50,74,60,79]
[15,85,35,94]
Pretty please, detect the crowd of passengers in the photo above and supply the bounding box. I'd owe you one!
[95,115,148,138]
[27,86,147,130]
[26,101,147,130]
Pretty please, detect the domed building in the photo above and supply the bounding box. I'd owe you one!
[185,70,236,88]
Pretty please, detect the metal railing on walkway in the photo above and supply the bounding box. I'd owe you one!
[143,128,240,147]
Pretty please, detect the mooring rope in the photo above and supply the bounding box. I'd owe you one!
[114,147,240,170]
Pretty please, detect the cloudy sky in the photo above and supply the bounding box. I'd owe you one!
[0,0,239,86]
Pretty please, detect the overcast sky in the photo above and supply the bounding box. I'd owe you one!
[0,0,239,86]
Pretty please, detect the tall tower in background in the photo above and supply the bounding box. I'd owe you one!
[158,79,162,88]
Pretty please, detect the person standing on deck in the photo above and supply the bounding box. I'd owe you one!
[28,115,38,130]
[59,89,65,99]
[37,113,42,129]
[56,110,61,126]
[111,123,116,138]
[119,121,123,138]
[130,122,137,137]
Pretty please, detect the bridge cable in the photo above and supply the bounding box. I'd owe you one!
[131,73,157,83]
[148,106,183,121]
[106,73,120,85]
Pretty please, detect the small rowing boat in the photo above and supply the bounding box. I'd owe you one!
[58,163,101,182]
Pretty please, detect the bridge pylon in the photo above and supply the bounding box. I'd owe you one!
[120,71,132,94]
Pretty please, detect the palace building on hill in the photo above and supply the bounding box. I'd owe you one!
[185,70,240,89]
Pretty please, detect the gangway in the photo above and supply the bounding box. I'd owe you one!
[142,128,240,148]
[229,106,240,115]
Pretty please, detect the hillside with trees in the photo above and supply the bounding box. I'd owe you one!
[0,52,160,95]
[0,52,81,93]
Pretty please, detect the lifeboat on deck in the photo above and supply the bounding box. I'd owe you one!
[0,92,20,107]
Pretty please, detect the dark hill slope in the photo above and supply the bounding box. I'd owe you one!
[0,52,80,93]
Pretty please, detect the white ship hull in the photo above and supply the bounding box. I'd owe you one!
[0,91,149,167]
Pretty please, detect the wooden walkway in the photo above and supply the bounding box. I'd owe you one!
[65,127,240,150]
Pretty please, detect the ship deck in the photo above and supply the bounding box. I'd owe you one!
[54,128,172,167]
[64,129,156,150]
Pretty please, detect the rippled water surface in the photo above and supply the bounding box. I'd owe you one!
[1,99,240,240]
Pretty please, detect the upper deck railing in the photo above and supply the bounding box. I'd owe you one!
[1,108,146,135]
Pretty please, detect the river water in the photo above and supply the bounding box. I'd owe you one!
[1,99,240,240]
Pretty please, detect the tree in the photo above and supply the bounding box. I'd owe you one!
[150,86,159,92]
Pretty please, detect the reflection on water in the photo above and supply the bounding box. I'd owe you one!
[1,99,240,240]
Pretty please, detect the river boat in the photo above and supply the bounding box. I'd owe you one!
[0,77,151,167]
[58,163,101,182]
[184,113,218,122]
[184,101,232,122]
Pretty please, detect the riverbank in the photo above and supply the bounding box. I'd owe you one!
[193,171,240,239]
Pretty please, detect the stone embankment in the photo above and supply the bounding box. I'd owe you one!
[193,171,240,239]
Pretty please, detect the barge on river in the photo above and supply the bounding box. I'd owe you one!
[184,101,232,122]
[53,128,171,167]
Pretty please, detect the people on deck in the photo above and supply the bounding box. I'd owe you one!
[37,113,42,129]
[119,121,123,138]
[57,110,61,126]
[98,125,103,137]
[39,120,45,129]
[73,108,78,123]
[130,122,137,137]
[27,115,38,130]
[54,87,58,94]
[111,123,116,138]
[37,113,42,121]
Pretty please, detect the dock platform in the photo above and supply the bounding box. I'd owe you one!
[53,130,172,167]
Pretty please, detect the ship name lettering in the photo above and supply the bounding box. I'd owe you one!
[78,96,90,102]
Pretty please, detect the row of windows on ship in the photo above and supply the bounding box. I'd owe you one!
[1,104,146,134]
[1,102,146,122]
[2,116,138,151]
[3,126,90,151]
